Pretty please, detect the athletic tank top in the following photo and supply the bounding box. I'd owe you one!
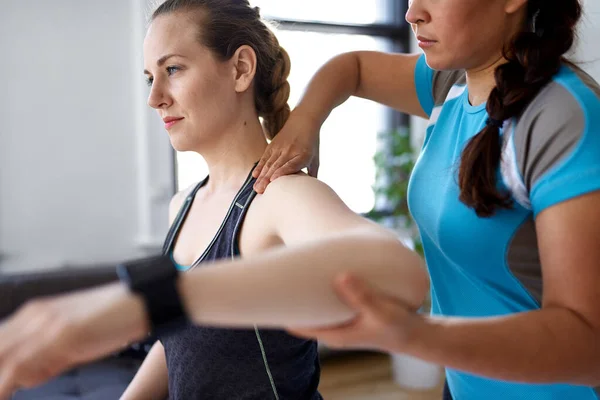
[159,165,322,400]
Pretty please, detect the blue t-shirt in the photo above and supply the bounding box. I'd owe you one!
[408,54,600,399]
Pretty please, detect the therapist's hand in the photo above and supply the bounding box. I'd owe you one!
[253,109,321,193]
[0,283,148,399]
[288,273,423,353]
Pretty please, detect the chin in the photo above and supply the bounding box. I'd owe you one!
[422,53,464,72]
[169,136,193,153]
[169,134,208,154]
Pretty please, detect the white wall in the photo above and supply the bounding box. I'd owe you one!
[0,0,172,272]
[0,1,598,273]
[576,0,600,78]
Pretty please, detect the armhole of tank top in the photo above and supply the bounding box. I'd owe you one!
[162,177,209,255]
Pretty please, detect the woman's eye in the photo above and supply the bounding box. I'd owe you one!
[144,66,179,86]
[166,66,180,75]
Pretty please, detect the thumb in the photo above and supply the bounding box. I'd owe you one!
[332,273,381,314]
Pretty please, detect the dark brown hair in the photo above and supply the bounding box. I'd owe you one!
[151,0,291,139]
[458,0,582,217]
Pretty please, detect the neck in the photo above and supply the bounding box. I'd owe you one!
[197,116,267,193]
[465,55,506,107]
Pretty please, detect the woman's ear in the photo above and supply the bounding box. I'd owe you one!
[232,45,257,93]
[504,0,528,14]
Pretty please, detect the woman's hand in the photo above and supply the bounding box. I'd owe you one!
[0,283,148,399]
[288,273,423,353]
[253,109,322,193]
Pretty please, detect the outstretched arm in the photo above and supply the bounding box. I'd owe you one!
[0,177,427,397]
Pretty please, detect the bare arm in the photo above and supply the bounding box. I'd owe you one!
[179,228,425,329]
[253,51,426,191]
[354,51,426,117]
[120,342,168,400]
[0,179,428,396]
[178,175,428,329]
[404,192,600,384]
[295,51,426,125]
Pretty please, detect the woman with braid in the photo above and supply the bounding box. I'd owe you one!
[7,0,422,399]
[251,0,600,399]
[118,1,379,399]
[0,0,599,399]
[0,1,427,397]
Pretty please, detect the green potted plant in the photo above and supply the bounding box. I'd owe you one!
[366,126,423,257]
[366,126,429,310]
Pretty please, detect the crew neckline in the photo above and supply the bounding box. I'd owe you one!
[462,88,487,114]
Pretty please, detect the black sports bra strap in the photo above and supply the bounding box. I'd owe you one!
[161,177,209,255]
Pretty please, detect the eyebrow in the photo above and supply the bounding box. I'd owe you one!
[143,54,186,74]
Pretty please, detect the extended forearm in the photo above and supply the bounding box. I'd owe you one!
[294,52,361,127]
[407,308,600,385]
[27,230,425,377]
[180,229,427,329]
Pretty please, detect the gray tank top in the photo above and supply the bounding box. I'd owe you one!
[160,165,322,400]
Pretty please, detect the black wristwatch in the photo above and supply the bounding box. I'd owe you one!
[116,254,189,337]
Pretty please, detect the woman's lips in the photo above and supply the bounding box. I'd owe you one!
[164,117,184,130]
[417,35,437,49]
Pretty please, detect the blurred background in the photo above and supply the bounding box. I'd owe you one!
[1,0,599,399]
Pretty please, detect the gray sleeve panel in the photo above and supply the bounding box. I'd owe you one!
[571,64,600,99]
[506,218,543,306]
[431,70,467,106]
[512,82,586,192]
[507,66,600,316]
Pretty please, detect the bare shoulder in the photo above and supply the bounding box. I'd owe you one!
[260,173,352,212]
[256,172,373,234]
[262,173,339,199]
[252,173,394,246]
